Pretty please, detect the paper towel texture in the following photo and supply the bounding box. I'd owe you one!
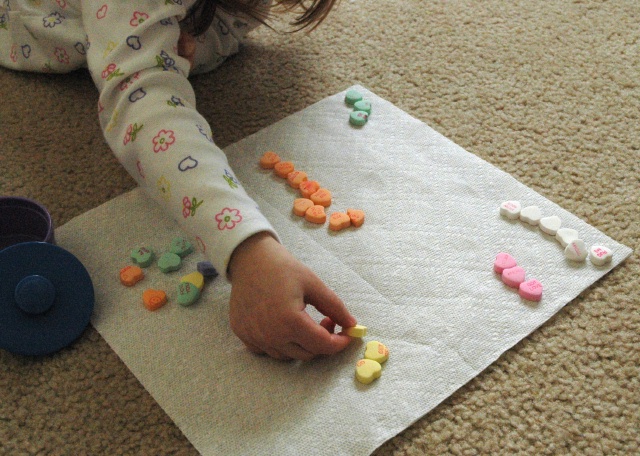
[56,86,632,456]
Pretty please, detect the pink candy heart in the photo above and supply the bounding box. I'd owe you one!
[494,252,517,273]
[519,279,543,302]
[502,266,526,288]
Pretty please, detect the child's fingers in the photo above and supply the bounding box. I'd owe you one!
[319,317,336,333]
[293,312,353,355]
[304,274,356,329]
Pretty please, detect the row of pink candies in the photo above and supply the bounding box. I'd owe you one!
[494,252,543,302]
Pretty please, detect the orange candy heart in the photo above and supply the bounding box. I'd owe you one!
[329,212,351,231]
[120,265,144,287]
[287,170,308,189]
[305,205,326,224]
[274,161,295,178]
[299,180,320,199]
[259,151,281,169]
[310,188,332,207]
[347,208,365,227]
[143,289,168,311]
[293,198,314,217]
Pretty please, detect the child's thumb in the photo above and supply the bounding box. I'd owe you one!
[305,274,356,329]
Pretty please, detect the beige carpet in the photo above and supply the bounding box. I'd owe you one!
[1,1,638,454]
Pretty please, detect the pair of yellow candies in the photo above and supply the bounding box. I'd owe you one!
[344,325,389,385]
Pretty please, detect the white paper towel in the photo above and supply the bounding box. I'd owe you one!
[56,86,632,456]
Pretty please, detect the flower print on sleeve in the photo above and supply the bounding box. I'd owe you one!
[43,12,64,28]
[102,63,124,80]
[130,11,149,27]
[182,196,203,218]
[152,129,176,153]
[124,123,143,145]
[215,208,242,231]
[54,48,70,64]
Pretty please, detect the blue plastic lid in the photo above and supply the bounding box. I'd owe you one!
[0,242,94,356]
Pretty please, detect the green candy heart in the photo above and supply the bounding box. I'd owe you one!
[130,246,155,268]
[158,252,182,273]
[170,237,194,258]
[177,281,201,306]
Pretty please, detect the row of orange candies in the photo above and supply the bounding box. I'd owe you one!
[259,151,365,231]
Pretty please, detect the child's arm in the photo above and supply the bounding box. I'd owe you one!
[81,1,276,276]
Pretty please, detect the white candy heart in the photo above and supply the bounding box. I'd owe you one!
[555,228,579,248]
[565,239,588,262]
[500,200,521,220]
[589,245,613,266]
[539,215,562,236]
[519,205,542,225]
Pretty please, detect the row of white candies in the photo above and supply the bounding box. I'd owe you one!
[500,201,613,266]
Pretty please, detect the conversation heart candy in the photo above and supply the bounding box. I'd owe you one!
[158,252,182,273]
[364,341,389,364]
[346,209,365,228]
[305,205,327,224]
[293,198,314,217]
[299,180,320,199]
[589,245,613,266]
[130,246,155,268]
[343,325,367,338]
[519,205,542,225]
[287,170,308,189]
[494,252,517,274]
[170,237,194,258]
[329,212,351,231]
[310,188,332,207]
[274,161,294,178]
[555,228,579,248]
[177,282,201,306]
[518,279,543,302]
[539,215,562,236]
[502,266,526,288]
[259,151,280,169]
[565,239,588,262]
[180,271,204,290]
[499,200,521,219]
[355,359,382,385]
[142,289,167,311]
[120,265,144,287]
[197,261,219,278]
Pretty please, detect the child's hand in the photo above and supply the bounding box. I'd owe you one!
[227,232,357,361]
[178,30,196,70]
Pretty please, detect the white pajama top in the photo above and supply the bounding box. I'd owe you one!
[0,0,278,275]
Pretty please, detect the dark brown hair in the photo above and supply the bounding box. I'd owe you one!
[181,0,338,36]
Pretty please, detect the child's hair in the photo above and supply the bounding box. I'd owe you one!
[181,0,338,36]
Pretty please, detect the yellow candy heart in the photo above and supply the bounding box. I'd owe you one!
[343,324,367,338]
[180,271,204,290]
[355,359,382,385]
[364,341,389,364]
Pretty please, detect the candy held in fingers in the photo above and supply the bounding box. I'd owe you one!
[519,279,543,302]
[120,265,144,286]
[287,170,308,189]
[500,200,521,219]
[274,161,294,178]
[293,198,314,217]
[130,247,155,268]
[310,188,332,207]
[364,341,389,364]
[259,151,281,169]
[143,289,167,311]
[502,266,526,288]
[299,180,320,199]
[355,359,382,385]
[304,205,327,224]
[346,208,365,227]
[494,252,517,274]
[329,212,351,231]
[589,245,613,266]
[520,205,542,225]
[564,239,588,262]
[343,324,367,338]
[539,216,562,236]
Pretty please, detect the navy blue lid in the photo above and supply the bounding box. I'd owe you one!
[0,242,94,356]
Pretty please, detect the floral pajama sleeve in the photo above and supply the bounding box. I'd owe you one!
[1,0,278,276]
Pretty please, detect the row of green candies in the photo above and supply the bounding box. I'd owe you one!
[344,325,390,385]
[120,238,218,309]
[345,89,372,126]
